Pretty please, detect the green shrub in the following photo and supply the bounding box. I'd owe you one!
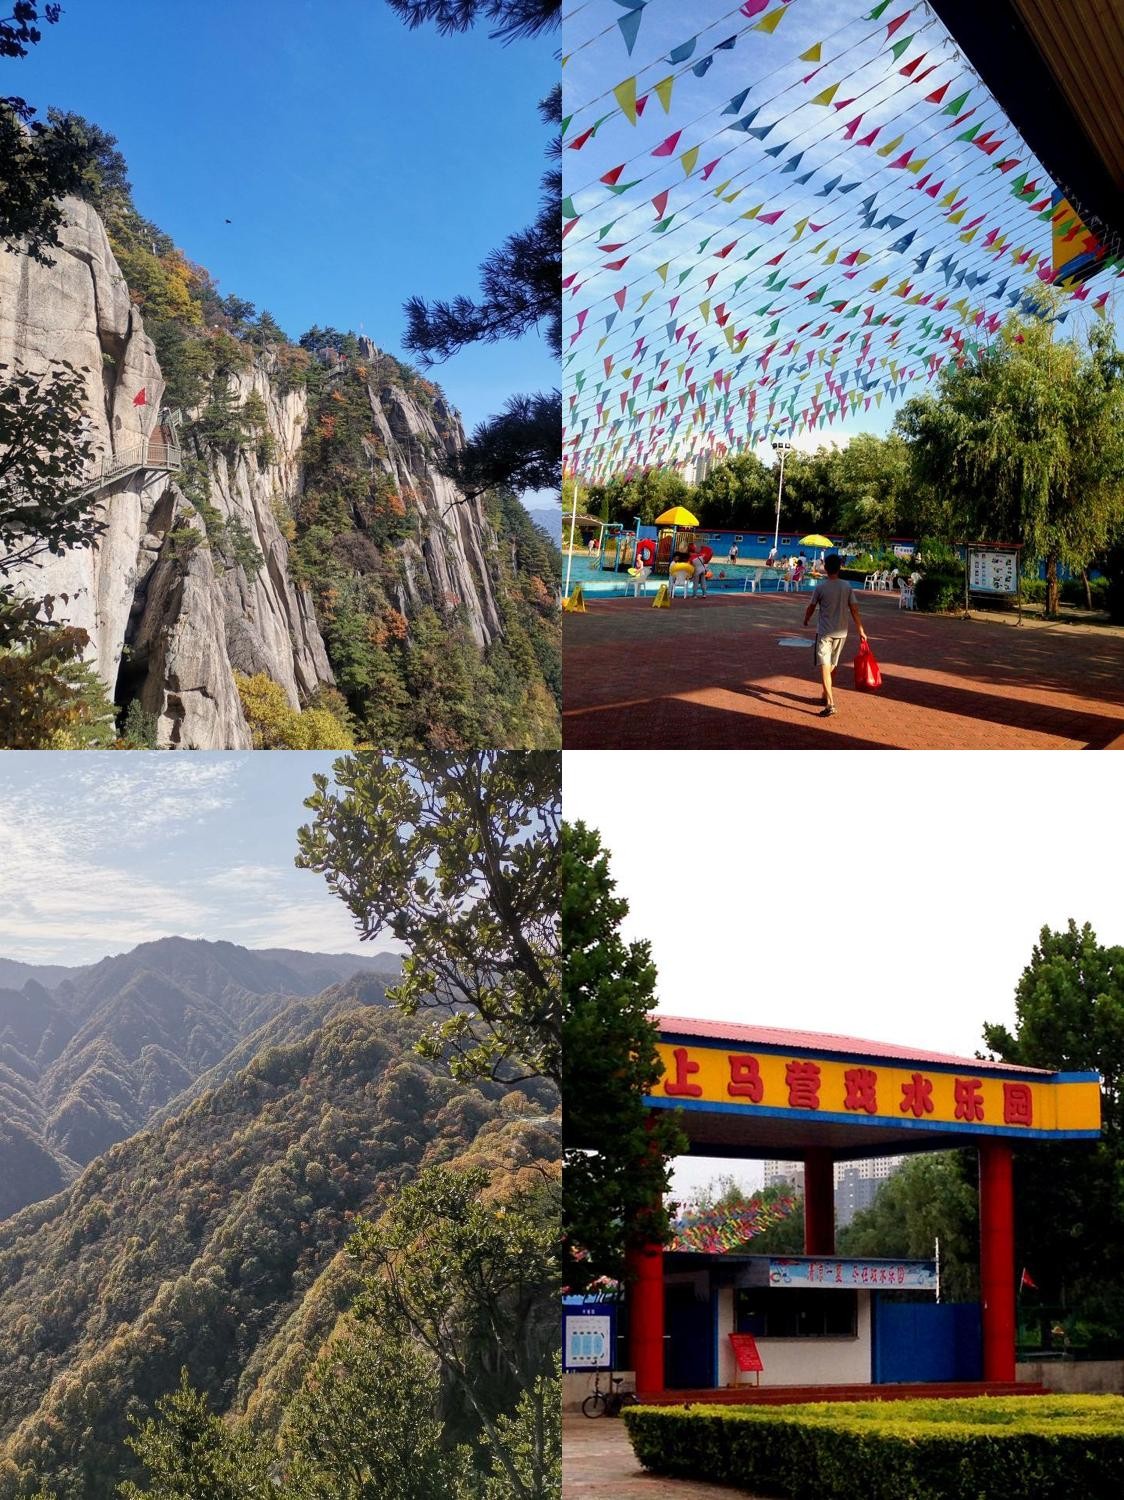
[914,568,964,613]
[623,1396,1124,1500]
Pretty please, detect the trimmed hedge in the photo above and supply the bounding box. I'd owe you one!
[622,1396,1124,1500]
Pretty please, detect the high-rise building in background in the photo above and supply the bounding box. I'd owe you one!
[763,1156,908,1229]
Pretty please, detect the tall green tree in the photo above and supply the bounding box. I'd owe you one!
[585,466,691,527]
[279,1325,475,1499]
[120,1372,279,1500]
[297,753,560,1085]
[836,1153,980,1302]
[691,453,774,530]
[350,1166,558,1500]
[897,308,1124,616]
[982,920,1124,1336]
[562,822,686,1292]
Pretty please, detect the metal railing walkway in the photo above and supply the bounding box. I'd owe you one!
[74,439,182,500]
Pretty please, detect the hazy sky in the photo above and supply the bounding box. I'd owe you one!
[0,753,397,967]
[565,749,1120,1195]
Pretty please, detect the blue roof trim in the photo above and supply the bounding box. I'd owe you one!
[642,1094,1100,1142]
[657,1031,1100,1086]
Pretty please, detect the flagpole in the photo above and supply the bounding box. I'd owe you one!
[564,469,580,601]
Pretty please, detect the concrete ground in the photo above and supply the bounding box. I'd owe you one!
[563,1415,765,1499]
[562,592,1124,750]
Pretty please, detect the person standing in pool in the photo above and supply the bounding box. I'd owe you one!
[803,553,867,718]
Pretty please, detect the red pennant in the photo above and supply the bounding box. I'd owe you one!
[651,131,682,156]
[600,164,625,185]
[651,189,669,218]
[132,388,147,407]
[924,81,949,104]
[900,53,927,76]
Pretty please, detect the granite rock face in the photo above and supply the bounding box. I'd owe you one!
[0,201,506,747]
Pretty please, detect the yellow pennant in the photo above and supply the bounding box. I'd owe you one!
[800,42,822,62]
[810,82,840,107]
[876,134,903,158]
[654,75,675,113]
[614,76,639,125]
[754,7,787,34]
[680,145,699,176]
[656,262,670,283]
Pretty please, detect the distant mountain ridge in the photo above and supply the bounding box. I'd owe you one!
[0,938,400,1220]
[526,507,563,545]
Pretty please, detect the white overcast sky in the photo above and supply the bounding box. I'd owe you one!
[565,750,1120,1198]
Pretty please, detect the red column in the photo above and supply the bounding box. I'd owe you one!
[979,1141,1016,1382]
[627,1241,665,1393]
[803,1149,835,1255]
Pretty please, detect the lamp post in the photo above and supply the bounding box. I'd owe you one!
[771,439,794,559]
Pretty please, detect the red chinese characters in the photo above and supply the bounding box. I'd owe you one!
[843,1067,878,1115]
[786,1060,821,1110]
[1003,1082,1033,1126]
[727,1054,764,1102]
[900,1072,934,1118]
[663,1046,703,1098]
[954,1077,985,1122]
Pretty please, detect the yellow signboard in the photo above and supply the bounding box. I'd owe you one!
[650,1042,1100,1139]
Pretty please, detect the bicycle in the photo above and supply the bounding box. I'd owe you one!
[581,1370,637,1418]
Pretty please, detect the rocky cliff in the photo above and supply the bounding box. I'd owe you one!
[0,197,513,748]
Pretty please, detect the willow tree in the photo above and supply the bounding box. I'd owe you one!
[897,306,1124,616]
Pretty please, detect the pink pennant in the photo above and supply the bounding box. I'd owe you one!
[757,209,784,224]
[652,189,669,218]
[613,288,627,311]
[651,130,682,156]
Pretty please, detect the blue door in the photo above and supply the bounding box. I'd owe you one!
[872,1299,982,1383]
[665,1283,715,1390]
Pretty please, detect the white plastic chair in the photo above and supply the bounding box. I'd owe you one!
[669,571,691,599]
[742,570,758,593]
[863,573,877,591]
[899,583,915,610]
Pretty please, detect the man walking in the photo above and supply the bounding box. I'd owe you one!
[803,553,867,717]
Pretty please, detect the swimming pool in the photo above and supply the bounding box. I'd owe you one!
[562,553,816,598]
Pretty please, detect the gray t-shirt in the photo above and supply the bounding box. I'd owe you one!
[811,577,854,638]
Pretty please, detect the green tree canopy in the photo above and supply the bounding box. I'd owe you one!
[297,753,560,1085]
[562,821,686,1291]
[897,308,1124,615]
[982,920,1124,1336]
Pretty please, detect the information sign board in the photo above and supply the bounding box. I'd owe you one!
[563,1304,615,1371]
[729,1333,764,1372]
[968,547,1019,595]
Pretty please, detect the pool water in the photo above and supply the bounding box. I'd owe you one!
[562,552,815,598]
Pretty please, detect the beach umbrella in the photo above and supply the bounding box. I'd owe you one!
[654,506,700,528]
[799,533,834,565]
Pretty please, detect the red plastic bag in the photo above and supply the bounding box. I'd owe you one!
[854,638,882,691]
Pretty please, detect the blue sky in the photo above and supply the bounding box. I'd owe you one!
[562,0,1124,474]
[8,0,558,476]
[0,753,397,965]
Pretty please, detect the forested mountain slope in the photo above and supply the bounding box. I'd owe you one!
[0,999,557,1499]
[0,939,398,1220]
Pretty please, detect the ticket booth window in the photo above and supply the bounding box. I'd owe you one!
[735,1288,857,1339]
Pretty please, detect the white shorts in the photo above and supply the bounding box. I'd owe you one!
[814,634,846,669]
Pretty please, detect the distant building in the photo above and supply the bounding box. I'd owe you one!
[763,1156,907,1229]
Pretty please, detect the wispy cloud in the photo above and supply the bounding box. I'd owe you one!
[0,754,367,965]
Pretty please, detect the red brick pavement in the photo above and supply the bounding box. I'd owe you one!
[562,594,1124,750]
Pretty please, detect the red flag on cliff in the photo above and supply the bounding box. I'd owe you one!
[132,388,147,407]
[1020,1267,1038,1291]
